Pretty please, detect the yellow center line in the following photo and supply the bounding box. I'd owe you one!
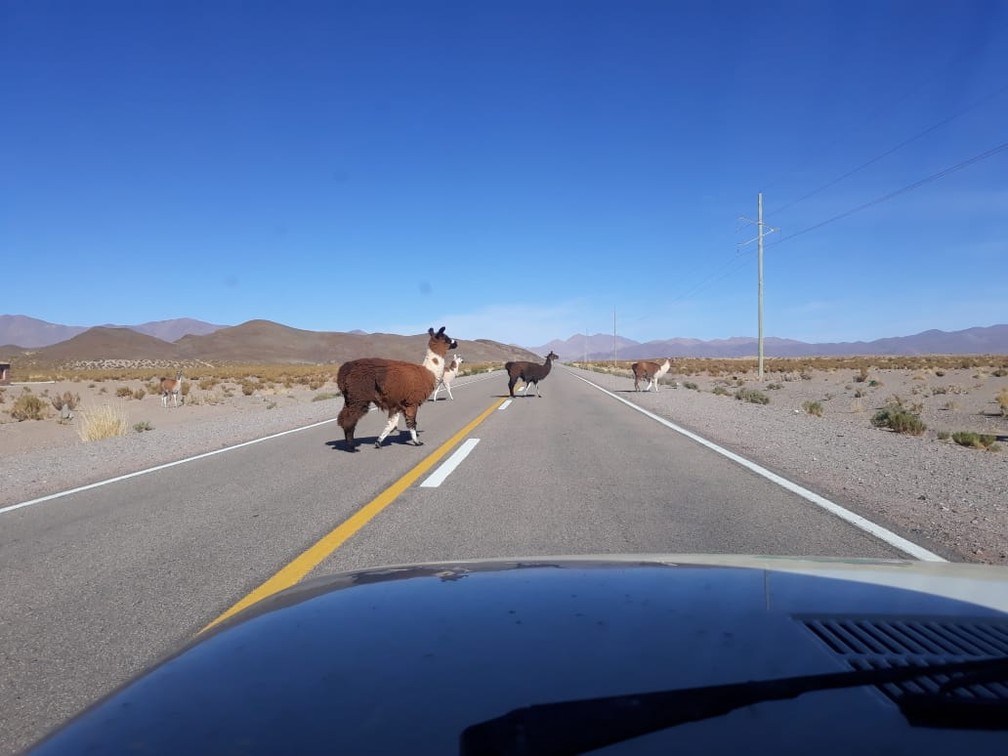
[201,397,505,633]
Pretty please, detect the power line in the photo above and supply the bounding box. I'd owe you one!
[769,139,1008,247]
[767,81,1008,218]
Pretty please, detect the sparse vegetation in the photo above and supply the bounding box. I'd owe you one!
[312,392,339,402]
[871,402,926,436]
[802,400,824,417]
[77,404,129,441]
[133,420,154,433]
[683,381,699,390]
[951,431,1000,451]
[241,381,256,396]
[735,388,770,405]
[11,394,49,421]
[765,383,783,390]
[133,388,146,400]
[116,386,133,398]
[997,388,1008,416]
[936,431,950,440]
[854,367,869,383]
[712,386,731,396]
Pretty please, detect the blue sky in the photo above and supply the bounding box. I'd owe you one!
[3,1,1006,348]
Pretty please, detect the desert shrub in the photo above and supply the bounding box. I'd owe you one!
[712,386,731,396]
[78,404,129,441]
[115,386,133,398]
[241,381,256,396]
[51,392,79,410]
[992,368,1007,378]
[180,381,191,397]
[802,400,823,417]
[930,385,947,395]
[683,381,699,390]
[871,403,926,436]
[735,388,770,405]
[11,394,48,421]
[133,388,146,400]
[868,379,882,387]
[133,420,153,433]
[951,431,998,450]
[997,388,1008,416]
[854,367,869,383]
[312,392,339,402]
[936,431,950,440]
[199,377,220,391]
[308,377,325,391]
[934,369,945,377]
[765,383,782,390]
[266,401,277,410]
[0,388,5,404]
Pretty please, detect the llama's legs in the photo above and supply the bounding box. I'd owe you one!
[338,401,369,451]
[375,411,402,447]
[508,375,518,397]
[402,405,422,446]
[431,384,440,402]
[445,382,454,400]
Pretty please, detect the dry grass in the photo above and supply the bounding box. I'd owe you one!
[77,404,129,441]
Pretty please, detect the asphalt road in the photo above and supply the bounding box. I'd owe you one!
[1,367,907,752]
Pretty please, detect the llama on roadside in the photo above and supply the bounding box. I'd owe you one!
[632,358,671,392]
[160,370,185,408]
[337,327,458,451]
[431,354,463,401]
[504,351,559,398]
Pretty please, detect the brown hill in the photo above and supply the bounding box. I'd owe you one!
[4,320,539,367]
[36,327,182,361]
[172,320,539,364]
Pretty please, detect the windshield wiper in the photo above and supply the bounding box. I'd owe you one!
[460,657,1008,756]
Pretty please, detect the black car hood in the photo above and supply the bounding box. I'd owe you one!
[31,556,1008,754]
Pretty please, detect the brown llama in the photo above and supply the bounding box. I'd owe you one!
[159,370,185,407]
[337,326,458,451]
[631,358,671,392]
[504,350,559,398]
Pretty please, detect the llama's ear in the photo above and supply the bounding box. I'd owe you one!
[428,328,435,337]
[437,326,445,335]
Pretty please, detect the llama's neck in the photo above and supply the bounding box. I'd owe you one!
[655,360,670,378]
[542,357,553,374]
[423,349,447,381]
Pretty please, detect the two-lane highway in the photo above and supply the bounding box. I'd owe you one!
[2,366,916,752]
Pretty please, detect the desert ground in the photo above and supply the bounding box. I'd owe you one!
[2,359,1006,563]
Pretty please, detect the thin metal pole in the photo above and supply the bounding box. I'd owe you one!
[757,192,764,380]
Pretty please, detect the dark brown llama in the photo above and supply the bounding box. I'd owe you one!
[504,350,559,398]
[337,326,458,451]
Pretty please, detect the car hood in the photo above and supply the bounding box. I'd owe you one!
[32,555,1008,754]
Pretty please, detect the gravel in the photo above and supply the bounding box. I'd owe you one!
[3,369,1006,564]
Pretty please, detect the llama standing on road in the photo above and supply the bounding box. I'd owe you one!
[431,354,463,401]
[504,351,559,398]
[632,358,672,392]
[337,326,458,451]
[160,370,185,407]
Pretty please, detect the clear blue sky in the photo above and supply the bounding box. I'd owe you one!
[3,1,1006,348]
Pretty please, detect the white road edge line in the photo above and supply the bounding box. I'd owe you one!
[420,438,480,488]
[568,370,946,563]
[0,417,340,516]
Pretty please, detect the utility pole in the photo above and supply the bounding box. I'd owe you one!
[739,193,777,380]
[757,192,765,380]
[613,309,617,370]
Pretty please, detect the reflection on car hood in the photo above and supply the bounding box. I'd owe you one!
[32,555,1008,754]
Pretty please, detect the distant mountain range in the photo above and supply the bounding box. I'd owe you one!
[3,315,1006,365]
[0,315,226,348]
[0,316,538,366]
[531,324,1008,360]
